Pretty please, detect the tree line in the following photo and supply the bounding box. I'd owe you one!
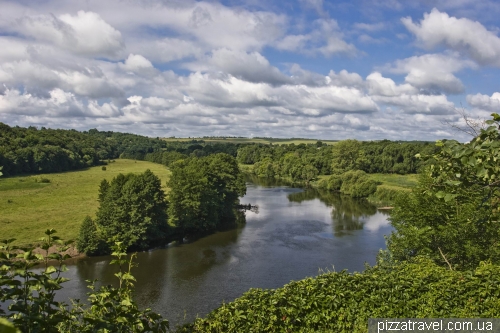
[0,122,248,177]
[0,123,165,176]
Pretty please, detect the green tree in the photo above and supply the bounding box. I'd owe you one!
[94,170,168,252]
[331,139,362,174]
[168,154,246,235]
[387,113,500,270]
[76,216,104,256]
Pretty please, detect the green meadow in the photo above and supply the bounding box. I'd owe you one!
[315,173,417,189]
[367,173,418,190]
[0,159,170,246]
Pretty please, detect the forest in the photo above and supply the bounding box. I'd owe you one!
[1,115,500,332]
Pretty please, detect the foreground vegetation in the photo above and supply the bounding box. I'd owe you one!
[178,258,500,332]
[0,159,169,246]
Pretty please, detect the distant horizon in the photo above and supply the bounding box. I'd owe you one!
[1,1,498,142]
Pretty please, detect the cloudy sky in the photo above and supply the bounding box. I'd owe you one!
[1,0,499,141]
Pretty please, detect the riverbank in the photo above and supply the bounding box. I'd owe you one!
[239,163,415,206]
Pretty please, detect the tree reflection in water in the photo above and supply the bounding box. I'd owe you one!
[287,188,378,236]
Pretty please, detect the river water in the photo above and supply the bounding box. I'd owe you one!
[52,177,392,327]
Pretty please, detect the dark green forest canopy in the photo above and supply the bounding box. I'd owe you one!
[0,123,166,176]
[0,123,241,176]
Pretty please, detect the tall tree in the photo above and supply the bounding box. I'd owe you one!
[387,113,500,270]
[168,153,246,235]
[94,170,168,252]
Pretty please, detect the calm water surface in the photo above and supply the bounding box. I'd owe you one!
[53,177,392,326]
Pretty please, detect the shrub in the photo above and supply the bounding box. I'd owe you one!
[183,258,500,332]
[76,216,105,256]
[326,174,342,191]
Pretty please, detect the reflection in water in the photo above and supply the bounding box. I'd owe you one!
[51,176,392,327]
[287,187,378,236]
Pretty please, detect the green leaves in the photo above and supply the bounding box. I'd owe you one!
[185,259,500,332]
[1,235,169,333]
[168,153,245,235]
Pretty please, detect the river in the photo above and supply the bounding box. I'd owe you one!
[51,176,392,327]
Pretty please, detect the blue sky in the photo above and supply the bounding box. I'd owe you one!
[0,0,499,141]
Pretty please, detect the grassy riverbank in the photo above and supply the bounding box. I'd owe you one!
[0,159,170,246]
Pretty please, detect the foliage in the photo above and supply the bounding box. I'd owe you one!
[387,114,500,270]
[331,139,363,174]
[0,231,168,332]
[322,170,377,198]
[76,216,104,256]
[168,153,246,235]
[0,123,166,177]
[179,258,500,333]
[58,242,169,333]
[92,170,168,253]
[0,229,72,333]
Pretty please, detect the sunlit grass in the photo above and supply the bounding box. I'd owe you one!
[367,173,418,189]
[0,159,170,246]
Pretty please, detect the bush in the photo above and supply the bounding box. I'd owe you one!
[76,216,105,256]
[326,174,342,191]
[183,258,500,332]
[350,180,377,198]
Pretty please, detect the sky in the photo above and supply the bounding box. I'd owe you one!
[0,0,499,141]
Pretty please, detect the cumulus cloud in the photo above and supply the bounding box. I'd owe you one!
[366,72,417,97]
[466,92,500,111]
[0,87,122,118]
[386,53,476,94]
[119,54,158,76]
[402,8,500,66]
[0,0,478,141]
[14,11,124,58]
[373,94,454,114]
[327,70,365,89]
[186,49,291,86]
[129,37,203,63]
[276,18,357,57]
[181,72,378,114]
[366,72,454,114]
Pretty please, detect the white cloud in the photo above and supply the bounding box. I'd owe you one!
[186,49,291,86]
[402,8,500,66]
[327,70,364,89]
[386,53,476,94]
[366,72,455,114]
[0,87,122,118]
[353,22,386,31]
[373,94,454,114]
[130,37,203,63]
[14,11,124,58]
[276,18,357,57]
[466,92,500,111]
[119,54,157,76]
[366,72,417,97]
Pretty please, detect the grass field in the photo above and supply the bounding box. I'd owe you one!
[0,159,170,246]
[314,172,417,193]
[367,173,418,190]
[163,137,338,145]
